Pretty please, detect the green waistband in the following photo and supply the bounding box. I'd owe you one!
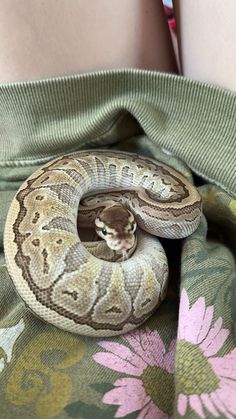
[0,69,235,195]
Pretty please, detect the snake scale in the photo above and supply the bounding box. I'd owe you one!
[4,149,202,336]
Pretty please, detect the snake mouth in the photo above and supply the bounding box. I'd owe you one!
[106,236,136,253]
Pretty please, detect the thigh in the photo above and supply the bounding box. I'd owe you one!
[0,0,177,82]
[174,0,236,92]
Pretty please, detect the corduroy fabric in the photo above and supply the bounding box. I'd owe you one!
[0,69,235,196]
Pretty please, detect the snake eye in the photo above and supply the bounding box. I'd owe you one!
[102,228,107,236]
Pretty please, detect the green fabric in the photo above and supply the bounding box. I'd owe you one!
[0,69,236,419]
[0,69,235,195]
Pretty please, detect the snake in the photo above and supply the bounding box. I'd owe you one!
[4,149,202,337]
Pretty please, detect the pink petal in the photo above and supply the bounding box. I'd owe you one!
[124,328,165,367]
[203,329,230,357]
[189,395,205,419]
[215,377,236,414]
[184,297,206,344]
[197,306,214,344]
[97,340,142,360]
[200,318,227,356]
[210,392,234,419]
[94,341,147,375]
[93,352,144,376]
[137,400,169,419]
[163,338,176,374]
[168,337,176,353]
[177,394,188,416]
[200,317,223,349]
[102,378,150,417]
[200,394,219,417]
[178,289,190,340]
[209,348,236,379]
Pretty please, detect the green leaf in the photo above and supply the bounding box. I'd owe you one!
[90,382,114,394]
[65,400,138,419]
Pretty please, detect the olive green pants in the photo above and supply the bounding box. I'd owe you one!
[0,69,235,419]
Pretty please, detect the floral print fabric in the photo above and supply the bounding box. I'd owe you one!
[177,290,236,419]
[94,328,175,418]
[0,139,236,418]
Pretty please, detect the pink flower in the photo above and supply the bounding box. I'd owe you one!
[93,328,176,418]
[177,289,236,419]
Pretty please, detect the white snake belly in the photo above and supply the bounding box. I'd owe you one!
[4,149,202,336]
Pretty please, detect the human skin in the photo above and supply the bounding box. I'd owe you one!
[174,0,236,92]
[0,0,235,92]
[0,0,177,83]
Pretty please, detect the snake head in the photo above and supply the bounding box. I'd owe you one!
[95,204,137,256]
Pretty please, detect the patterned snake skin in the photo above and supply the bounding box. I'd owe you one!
[4,150,202,336]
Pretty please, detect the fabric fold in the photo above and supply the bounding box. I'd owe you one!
[0,69,235,195]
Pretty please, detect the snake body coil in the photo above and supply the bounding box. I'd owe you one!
[4,150,202,336]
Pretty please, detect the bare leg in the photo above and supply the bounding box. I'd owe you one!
[174,0,236,92]
[0,0,177,83]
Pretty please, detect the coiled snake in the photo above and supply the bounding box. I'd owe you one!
[4,150,202,336]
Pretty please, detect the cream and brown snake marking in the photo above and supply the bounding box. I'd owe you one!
[4,150,202,336]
